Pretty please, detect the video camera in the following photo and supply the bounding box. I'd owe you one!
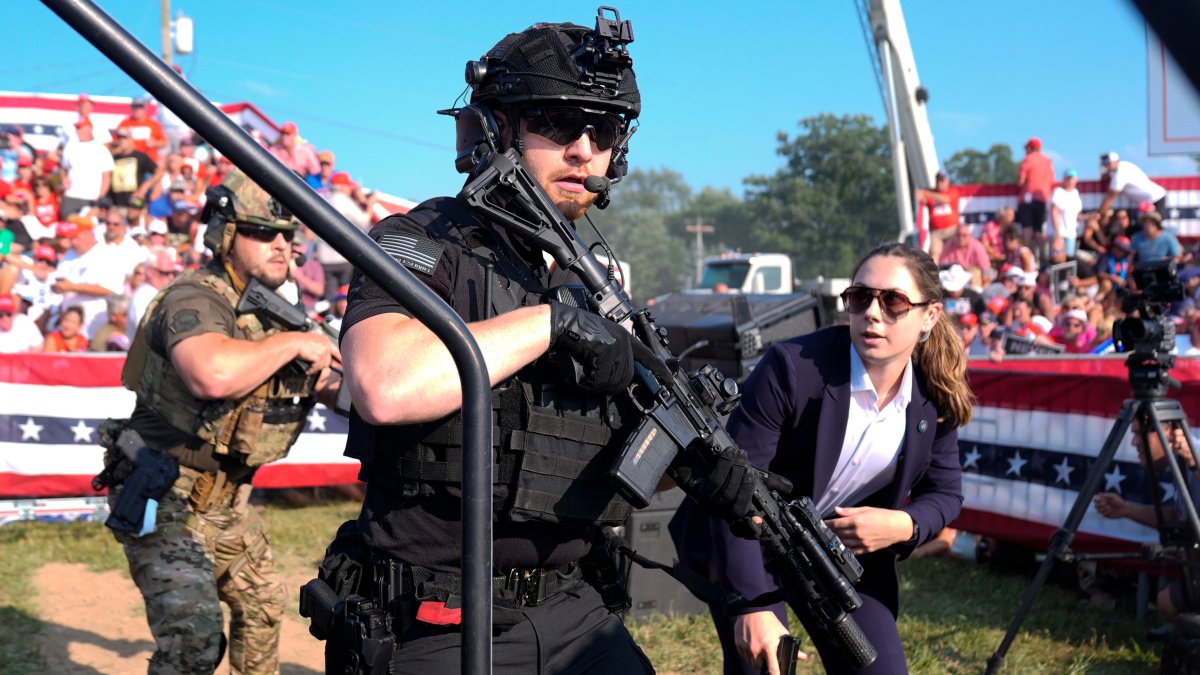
[1112,260,1186,398]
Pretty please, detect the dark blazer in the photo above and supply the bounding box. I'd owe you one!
[670,325,963,617]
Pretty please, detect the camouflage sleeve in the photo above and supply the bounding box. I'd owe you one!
[147,285,237,355]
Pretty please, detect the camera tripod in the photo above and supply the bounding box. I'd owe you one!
[986,385,1200,674]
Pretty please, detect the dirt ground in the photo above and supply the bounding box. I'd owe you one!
[33,562,324,674]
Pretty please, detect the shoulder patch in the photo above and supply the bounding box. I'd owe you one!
[170,308,200,334]
[378,231,445,275]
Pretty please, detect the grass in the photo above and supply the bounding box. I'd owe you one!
[0,501,1165,674]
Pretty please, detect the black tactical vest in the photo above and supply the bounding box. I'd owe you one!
[348,198,635,527]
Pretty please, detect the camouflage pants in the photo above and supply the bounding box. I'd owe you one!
[110,465,285,674]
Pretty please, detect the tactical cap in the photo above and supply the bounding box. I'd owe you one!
[470,20,640,118]
[222,170,297,230]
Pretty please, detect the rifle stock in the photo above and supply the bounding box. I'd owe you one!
[459,149,877,669]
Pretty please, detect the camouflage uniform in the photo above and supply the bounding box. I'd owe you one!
[109,171,311,675]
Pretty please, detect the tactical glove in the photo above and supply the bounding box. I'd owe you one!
[549,300,672,391]
[671,445,769,537]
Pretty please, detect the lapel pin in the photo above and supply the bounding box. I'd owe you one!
[918,419,928,433]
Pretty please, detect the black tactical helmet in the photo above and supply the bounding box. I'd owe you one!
[467,8,639,119]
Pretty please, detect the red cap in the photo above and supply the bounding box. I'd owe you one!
[1113,235,1133,251]
[958,312,978,328]
[330,171,352,186]
[55,221,78,238]
[77,93,90,103]
[1137,200,1155,213]
[987,296,1009,316]
[16,156,32,168]
[0,295,14,313]
[280,121,298,135]
[1026,137,1042,150]
[33,244,57,263]
[74,117,92,128]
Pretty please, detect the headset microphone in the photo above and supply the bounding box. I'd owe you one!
[583,175,611,194]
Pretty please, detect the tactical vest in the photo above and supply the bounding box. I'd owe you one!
[351,199,635,527]
[122,266,317,467]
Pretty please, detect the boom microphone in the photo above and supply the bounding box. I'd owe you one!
[583,175,611,194]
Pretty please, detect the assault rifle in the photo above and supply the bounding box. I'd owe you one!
[458,148,877,668]
[236,277,352,416]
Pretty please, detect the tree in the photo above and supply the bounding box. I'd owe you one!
[943,143,1018,185]
[742,114,898,278]
[588,167,696,302]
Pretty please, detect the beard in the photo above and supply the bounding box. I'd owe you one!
[542,177,598,222]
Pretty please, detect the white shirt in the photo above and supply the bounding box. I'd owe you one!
[813,345,913,518]
[0,314,45,353]
[56,244,128,337]
[13,268,61,323]
[1049,186,1083,241]
[127,282,161,341]
[61,139,115,201]
[1110,161,1167,203]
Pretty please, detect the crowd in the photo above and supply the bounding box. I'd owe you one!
[920,138,1197,360]
[0,93,374,353]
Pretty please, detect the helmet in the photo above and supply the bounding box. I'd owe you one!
[467,8,639,119]
[200,170,297,258]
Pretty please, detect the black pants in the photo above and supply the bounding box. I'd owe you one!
[390,583,654,674]
[710,592,909,675]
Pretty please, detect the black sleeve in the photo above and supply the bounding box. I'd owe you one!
[5,219,33,250]
[341,214,456,337]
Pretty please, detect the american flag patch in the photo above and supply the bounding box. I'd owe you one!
[377,232,445,275]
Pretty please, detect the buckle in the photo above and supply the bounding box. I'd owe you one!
[504,568,544,608]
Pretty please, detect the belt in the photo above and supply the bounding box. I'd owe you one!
[369,555,583,609]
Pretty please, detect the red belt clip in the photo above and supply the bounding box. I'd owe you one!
[416,601,462,626]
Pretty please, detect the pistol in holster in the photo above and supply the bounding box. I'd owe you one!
[96,423,179,536]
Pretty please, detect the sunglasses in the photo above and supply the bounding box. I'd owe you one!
[155,268,179,276]
[236,225,295,243]
[840,286,934,319]
[520,107,624,151]
[0,312,11,318]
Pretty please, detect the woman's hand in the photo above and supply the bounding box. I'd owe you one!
[733,610,807,675]
[826,506,915,554]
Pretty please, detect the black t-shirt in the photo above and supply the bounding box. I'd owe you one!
[110,150,157,206]
[342,197,594,574]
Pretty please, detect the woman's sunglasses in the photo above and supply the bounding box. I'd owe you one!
[840,286,933,319]
[520,107,624,151]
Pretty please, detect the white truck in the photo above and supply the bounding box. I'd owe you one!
[696,253,851,313]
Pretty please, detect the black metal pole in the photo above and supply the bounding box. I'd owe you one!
[38,1,494,672]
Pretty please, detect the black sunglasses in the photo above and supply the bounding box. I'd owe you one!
[520,107,624,151]
[236,225,295,243]
[841,286,934,319]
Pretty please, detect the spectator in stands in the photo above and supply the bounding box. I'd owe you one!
[0,293,43,353]
[307,150,336,195]
[167,198,199,259]
[147,178,187,220]
[89,293,130,351]
[31,177,59,228]
[1002,224,1037,272]
[290,237,325,311]
[940,264,985,318]
[4,127,36,170]
[1049,168,1083,259]
[43,305,88,352]
[116,97,168,164]
[12,157,34,195]
[109,127,158,210]
[1099,151,1167,221]
[939,224,990,288]
[981,206,1015,269]
[126,261,145,296]
[1015,271,1054,318]
[6,243,61,325]
[53,220,125,337]
[102,210,144,272]
[1130,210,1184,266]
[1017,137,1055,256]
[60,118,114,217]
[0,128,25,183]
[1049,308,1096,354]
[125,195,147,232]
[72,94,110,144]
[178,137,209,186]
[955,312,989,357]
[915,169,959,263]
[268,121,320,177]
[127,246,180,339]
[314,172,364,296]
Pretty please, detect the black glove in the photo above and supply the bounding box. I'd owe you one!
[549,301,636,394]
[671,445,760,527]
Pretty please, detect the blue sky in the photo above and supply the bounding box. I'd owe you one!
[8,1,1194,203]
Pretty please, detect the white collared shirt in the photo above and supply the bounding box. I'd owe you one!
[813,344,912,518]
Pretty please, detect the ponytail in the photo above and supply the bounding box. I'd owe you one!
[915,311,974,427]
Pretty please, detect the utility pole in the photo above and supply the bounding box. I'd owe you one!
[160,0,172,66]
[686,218,714,286]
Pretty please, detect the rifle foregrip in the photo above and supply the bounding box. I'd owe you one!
[828,614,877,669]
